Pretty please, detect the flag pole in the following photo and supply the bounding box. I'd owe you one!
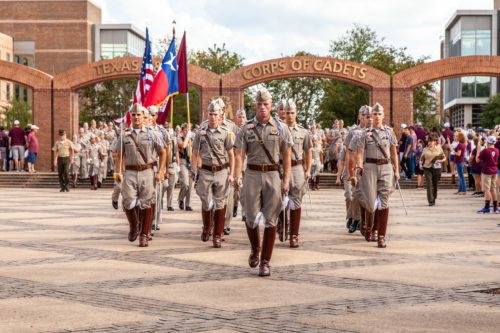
[170,98,174,127]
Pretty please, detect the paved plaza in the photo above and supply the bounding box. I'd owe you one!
[0,187,499,332]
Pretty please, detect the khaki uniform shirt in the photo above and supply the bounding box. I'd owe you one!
[349,126,397,161]
[52,139,73,157]
[192,126,235,166]
[289,124,312,161]
[235,117,292,165]
[113,126,165,166]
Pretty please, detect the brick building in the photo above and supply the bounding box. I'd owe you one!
[0,32,13,114]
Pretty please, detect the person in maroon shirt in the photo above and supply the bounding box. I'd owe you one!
[8,120,27,172]
[442,123,454,173]
[477,136,499,214]
[453,132,467,195]
[27,125,40,173]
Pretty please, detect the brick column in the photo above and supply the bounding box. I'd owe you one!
[200,87,220,121]
[393,87,414,134]
[32,88,53,172]
[221,87,244,120]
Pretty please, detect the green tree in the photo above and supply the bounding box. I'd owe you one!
[189,43,244,75]
[480,94,500,128]
[263,51,327,127]
[79,78,136,124]
[319,24,436,127]
[1,98,31,128]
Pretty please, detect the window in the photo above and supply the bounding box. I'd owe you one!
[100,30,128,59]
[5,52,10,61]
[461,76,475,97]
[14,85,19,100]
[22,58,28,66]
[6,83,10,100]
[475,76,490,97]
[447,16,491,57]
[14,55,19,64]
[472,104,482,127]
[22,87,28,102]
[450,105,465,128]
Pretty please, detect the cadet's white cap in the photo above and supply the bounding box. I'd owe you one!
[255,88,272,102]
[372,103,384,112]
[147,106,158,115]
[284,99,296,112]
[208,98,225,113]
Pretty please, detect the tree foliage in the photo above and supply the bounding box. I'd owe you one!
[189,43,244,75]
[1,98,31,128]
[318,24,436,127]
[79,78,136,124]
[480,94,500,128]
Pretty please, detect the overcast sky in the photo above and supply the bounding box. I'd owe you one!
[94,0,492,64]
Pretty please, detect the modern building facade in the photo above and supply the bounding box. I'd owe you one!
[0,32,13,114]
[94,24,146,61]
[442,1,500,128]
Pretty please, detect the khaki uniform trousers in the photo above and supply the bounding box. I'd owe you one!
[288,165,306,209]
[80,153,89,179]
[111,181,121,202]
[98,159,107,182]
[243,169,281,228]
[195,168,229,211]
[122,169,156,210]
[358,163,394,213]
[343,174,361,220]
[162,163,178,208]
[177,159,193,207]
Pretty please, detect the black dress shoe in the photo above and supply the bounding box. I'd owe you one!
[233,206,238,217]
[179,202,184,210]
[346,218,353,229]
[97,181,102,188]
[112,201,118,209]
[186,206,193,211]
[167,207,174,211]
[60,189,65,192]
[223,227,231,235]
[348,220,359,233]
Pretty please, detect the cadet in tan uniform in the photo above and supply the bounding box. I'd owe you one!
[343,106,372,233]
[87,134,103,190]
[71,134,82,188]
[283,99,312,248]
[192,100,235,248]
[164,132,180,211]
[113,104,167,247]
[234,88,292,277]
[233,109,247,219]
[97,131,109,187]
[348,103,399,248]
[53,129,74,192]
[177,123,194,211]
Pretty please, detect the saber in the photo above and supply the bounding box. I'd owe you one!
[395,178,408,215]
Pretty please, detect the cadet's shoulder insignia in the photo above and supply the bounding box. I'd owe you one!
[246,123,255,129]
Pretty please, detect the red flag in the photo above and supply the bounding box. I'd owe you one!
[178,32,188,94]
[156,97,172,126]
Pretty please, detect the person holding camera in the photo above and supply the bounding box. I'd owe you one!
[419,135,446,206]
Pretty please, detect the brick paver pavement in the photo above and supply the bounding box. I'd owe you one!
[0,187,499,333]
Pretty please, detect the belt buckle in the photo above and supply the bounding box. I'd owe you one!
[261,164,268,172]
[377,160,383,165]
[212,165,217,173]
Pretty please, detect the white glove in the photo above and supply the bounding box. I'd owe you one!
[187,130,192,139]
[176,166,181,173]
[87,158,92,164]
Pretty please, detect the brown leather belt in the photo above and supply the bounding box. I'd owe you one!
[201,162,229,173]
[291,159,303,166]
[247,164,279,172]
[125,162,157,171]
[365,158,390,165]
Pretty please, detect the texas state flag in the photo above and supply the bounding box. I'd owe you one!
[143,38,179,107]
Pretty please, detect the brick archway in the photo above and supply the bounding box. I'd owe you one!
[50,57,220,171]
[393,55,500,127]
[220,56,391,121]
[0,60,53,170]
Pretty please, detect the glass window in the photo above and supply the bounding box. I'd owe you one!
[22,58,28,66]
[475,76,490,97]
[22,87,28,102]
[14,85,19,100]
[6,53,10,61]
[14,55,19,64]
[6,83,10,100]
[461,76,475,97]
[100,30,128,59]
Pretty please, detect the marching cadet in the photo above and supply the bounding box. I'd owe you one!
[234,88,292,277]
[177,123,194,211]
[191,100,235,248]
[70,134,82,188]
[111,132,122,210]
[97,131,109,188]
[233,108,247,219]
[276,100,286,121]
[87,134,103,190]
[113,103,167,247]
[343,106,372,233]
[78,127,90,180]
[164,128,180,211]
[105,122,117,175]
[53,129,74,192]
[283,99,312,248]
[348,103,399,248]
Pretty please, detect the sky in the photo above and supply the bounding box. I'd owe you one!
[94,0,493,64]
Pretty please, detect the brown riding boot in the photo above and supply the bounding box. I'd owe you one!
[213,207,226,248]
[124,208,139,242]
[92,175,98,190]
[315,175,320,190]
[201,209,213,242]
[139,207,153,247]
[370,210,380,242]
[246,224,260,268]
[364,210,375,242]
[360,206,366,236]
[277,211,285,242]
[289,208,301,248]
[377,208,389,248]
[259,226,277,277]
